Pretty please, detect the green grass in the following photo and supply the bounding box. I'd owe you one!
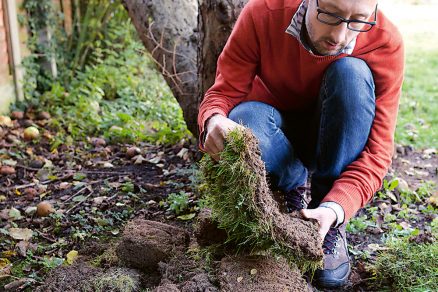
[383,1,438,149]
[395,49,438,148]
[371,237,438,291]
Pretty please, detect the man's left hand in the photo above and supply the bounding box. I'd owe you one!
[301,207,337,242]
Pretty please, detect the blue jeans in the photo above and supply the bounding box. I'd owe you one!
[228,57,376,208]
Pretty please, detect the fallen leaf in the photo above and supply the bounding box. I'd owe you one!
[396,178,410,193]
[250,268,257,275]
[177,148,188,158]
[97,161,114,168]
[72,195,87,202]
[9,228,33,241]
[177,213,196,221]
[24,206,37,215]
[386,191,398,203]
[8,208,23,221]
[427,193,438,206]
[148,155,162,164]
[399,221,411,230]
[66,250,78,265]
[133,155,146,165]
[1,250,16,258]
[0,209,9,220]
[73,172,87,181]
[2,159,17,166]
[16,241,30,257]
[92,196,108,205]
[0,258,11,269]
[237,276,243,283]
[423,148,436,155]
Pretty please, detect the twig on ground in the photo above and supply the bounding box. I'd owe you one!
[62,185,89,203]
[4,173,74,191]
[65,191,94,214]
[35,230,57,243]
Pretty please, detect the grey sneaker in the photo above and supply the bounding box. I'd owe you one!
[314,224,351,288]
[284,186,308,212]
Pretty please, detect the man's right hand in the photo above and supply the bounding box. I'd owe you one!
[204,114,243,161]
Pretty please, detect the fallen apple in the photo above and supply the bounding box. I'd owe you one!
[0,116,13,127]
[23,126,40,141]
[126,146,141,158]
[10,111,24,120]
[0,166,16,175]
[36,201,55,217]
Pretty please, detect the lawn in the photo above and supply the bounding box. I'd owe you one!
[381,0,438,148]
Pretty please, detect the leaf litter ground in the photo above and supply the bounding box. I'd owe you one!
[0,110,437,291]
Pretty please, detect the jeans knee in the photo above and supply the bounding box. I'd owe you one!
[323,57,376,112]
[326,57,373,83]
[229,101,283,131]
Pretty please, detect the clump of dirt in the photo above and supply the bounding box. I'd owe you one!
[200,128,322,268]
[116,219,190,271]
[91,267,141,292]
[35,262,101,292]
[218,255,309,292]
[157,252,218,291]
[35,262,141,292]
[194,208,228,247]
[154,283,180,292]
[179,273,219,292]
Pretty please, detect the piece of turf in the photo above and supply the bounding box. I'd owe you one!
[200,128,323,272]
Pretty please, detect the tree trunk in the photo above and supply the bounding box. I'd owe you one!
[122,0,248,137]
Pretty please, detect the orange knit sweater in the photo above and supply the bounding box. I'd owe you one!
[197,0,404,220]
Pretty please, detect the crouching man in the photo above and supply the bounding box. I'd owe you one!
[198,0,404,288]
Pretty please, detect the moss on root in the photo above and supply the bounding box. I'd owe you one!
[200,128,322,273]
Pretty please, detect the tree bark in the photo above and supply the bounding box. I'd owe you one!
[122,0,248,137]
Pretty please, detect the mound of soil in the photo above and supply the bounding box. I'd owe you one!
[35,262,101,292]
[218,255,309,292]
[158,253,218,291]
[36,263,141,292]
[117,219,190,271]
[179,273,218,292]
[194,208,227,247]
[154,283,180,292]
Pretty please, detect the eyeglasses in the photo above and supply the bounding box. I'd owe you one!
[316,0,378,32]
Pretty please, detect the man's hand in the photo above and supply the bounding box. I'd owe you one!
[204,114,242,161]
[301,207,337,243]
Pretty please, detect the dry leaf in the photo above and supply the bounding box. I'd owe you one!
[9,228,33,241]
[66,250,78,265]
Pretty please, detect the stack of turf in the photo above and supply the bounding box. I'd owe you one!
[200,128,323,273]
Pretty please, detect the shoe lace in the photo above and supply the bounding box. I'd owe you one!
[323,227,340,255]
[284,186,307,212]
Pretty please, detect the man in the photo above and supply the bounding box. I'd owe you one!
[198,0,404,288]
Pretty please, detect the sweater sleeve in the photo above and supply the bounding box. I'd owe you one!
[197,1,260,144]
[322,32,405,221]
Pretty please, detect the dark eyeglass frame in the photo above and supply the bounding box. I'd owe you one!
[316,0,378,32]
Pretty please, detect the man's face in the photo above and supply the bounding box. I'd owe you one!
[305,0,378,56]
